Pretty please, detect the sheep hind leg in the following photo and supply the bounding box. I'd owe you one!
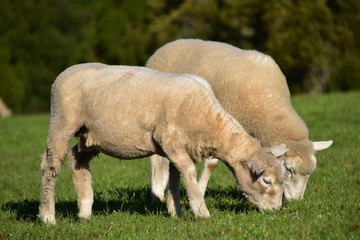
[198,157,219,197]
[39,120,82,224]
[151,155,169,203]
[166,161,182,217]
[39,149,59,225]
[39,138,72,224]
[69,144,98,220]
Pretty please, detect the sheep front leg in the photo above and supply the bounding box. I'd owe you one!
[172,155,210,218]
[69,144,96,220]
[151,155,169,203]
[198,157,219,197]
[166,161,182,216]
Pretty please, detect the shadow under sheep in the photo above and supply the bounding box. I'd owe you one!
[1,186,255,223]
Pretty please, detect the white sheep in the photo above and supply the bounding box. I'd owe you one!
[39,63,288,225]
[146,39,333,201]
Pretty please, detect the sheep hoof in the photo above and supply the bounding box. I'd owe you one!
[196,209,210,218]
[40,214,56,225]
[151,193,165,204]
[78,212,92,220]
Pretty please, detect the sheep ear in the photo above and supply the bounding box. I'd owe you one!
[312,140,333,151]
[267,144,289,157]
[246,157,267,176]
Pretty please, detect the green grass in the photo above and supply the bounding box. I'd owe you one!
[0,91,359,239]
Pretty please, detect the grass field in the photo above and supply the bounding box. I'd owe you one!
[0,91,359,239]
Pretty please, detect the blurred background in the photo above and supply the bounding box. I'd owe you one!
[0,0,359,114]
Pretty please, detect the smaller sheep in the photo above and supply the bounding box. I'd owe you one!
[39,63,287,225]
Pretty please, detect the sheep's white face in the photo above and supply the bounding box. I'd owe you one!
[238,151,286,211]
[245,166,285,211]
[282,140,333,200]
[282,155,315,200]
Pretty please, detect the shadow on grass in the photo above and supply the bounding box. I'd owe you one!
[0,186,255,223]
[204,186,257,214]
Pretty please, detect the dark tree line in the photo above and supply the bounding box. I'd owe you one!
[0,0,359,113]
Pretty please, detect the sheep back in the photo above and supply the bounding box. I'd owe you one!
[146,39,310,149]
[50,63,242,161]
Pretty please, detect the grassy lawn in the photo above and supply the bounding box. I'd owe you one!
[0,91,359,239]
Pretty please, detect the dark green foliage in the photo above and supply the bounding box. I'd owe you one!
[0,0,92,113]
[262,0,359,94]
[0,0,359,113]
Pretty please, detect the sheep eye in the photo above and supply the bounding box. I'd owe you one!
[263,178,273,186]
[285,164,294,174]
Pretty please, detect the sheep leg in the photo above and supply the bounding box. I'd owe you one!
[166,161,182,217]
[39,149,59,224]
[171,155,210,218]
[198,157,219,197]
[69,144,97,220]
[39,119,81,224]
[39,134,72,224]
[151,155,169,203]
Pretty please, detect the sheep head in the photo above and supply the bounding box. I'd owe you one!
[230,145,288,211]
[282,140,333,200]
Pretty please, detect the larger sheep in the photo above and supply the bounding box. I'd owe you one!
[39,63,287,225]
[146,39,333,201]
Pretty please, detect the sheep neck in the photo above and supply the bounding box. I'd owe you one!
[214,131,261,166]
[173,88,261,165]
[182,110,261,166]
